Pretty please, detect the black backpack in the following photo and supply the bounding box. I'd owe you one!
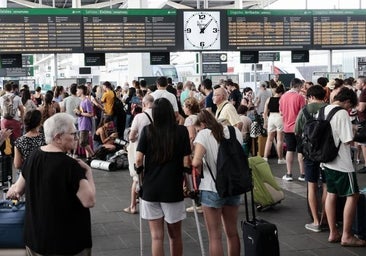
[207,126,252,198]
[301,105,342,163]
[112,92,126,138]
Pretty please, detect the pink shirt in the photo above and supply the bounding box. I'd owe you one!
[279,89,305,133]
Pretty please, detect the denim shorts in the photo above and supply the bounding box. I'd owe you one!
[200,190,241,208]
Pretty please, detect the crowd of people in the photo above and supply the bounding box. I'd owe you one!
[3,73,366,255]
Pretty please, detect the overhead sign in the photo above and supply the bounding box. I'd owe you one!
[240,51,259,63]
[79,67,91,75]
[203,63,227,73]
[2,8,366,53]
[0,54,22,68]
[202,53,227,63]
[84,53,105,66]
[83,9,177,53]
[150,52,170,65]
[22,55,34,66]
[0,67,34,77]
[291,50,309,63]
[259,52,280,62]
[227,10,312,50]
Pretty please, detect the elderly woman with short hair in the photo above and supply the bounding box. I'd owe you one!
[7,113,96,256]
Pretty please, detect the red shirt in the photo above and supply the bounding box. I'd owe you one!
[279,89,306,133]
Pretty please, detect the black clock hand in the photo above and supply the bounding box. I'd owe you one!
[200,18,213,33]
[197,21,204,30]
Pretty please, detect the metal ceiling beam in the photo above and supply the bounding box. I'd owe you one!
[166,0,193,9]
[8,0,48,8]
[82,0,124,8]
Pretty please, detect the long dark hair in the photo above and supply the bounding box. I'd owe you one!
[148,98,177,164]
[21,89,31,105]
[195,109,224,143]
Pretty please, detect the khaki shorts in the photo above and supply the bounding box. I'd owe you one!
[324,167,359,196]
[267,113,283,133]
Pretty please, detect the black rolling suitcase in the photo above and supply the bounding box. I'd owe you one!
[0,155,12,187]
[242,190,280,256]
[353,192,366,240]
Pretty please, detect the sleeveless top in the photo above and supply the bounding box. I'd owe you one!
[268,97,280,113]
[34,96,42,106]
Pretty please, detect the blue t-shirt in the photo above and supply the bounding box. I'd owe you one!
[205,91,217,114]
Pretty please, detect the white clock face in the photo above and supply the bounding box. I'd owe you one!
[184,11,221,50]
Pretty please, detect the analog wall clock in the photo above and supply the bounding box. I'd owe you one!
[183,11,221,50]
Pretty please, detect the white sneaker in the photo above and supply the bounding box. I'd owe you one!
[186,205,203,213]
[282,174,293,181]
[278,159,286,164]
[298,175,306,182]
[263,157,268,162]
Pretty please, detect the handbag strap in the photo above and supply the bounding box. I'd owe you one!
[216,102,228,120]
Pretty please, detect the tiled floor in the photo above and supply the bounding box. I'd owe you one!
[1,156,366,256]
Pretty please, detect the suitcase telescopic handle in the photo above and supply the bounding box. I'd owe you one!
[244,189,256,223]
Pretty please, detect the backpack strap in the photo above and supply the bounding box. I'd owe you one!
[143,111,153,124]
[206,162,216,183]
[227,125,236,141]
[318,105,343,121]
[207,126,235,184]
[302,106,312,121]
[318,105,343,147]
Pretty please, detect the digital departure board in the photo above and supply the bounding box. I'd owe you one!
[2,8,366,54]
[0,9,83,53]
[83,9,177,52]
[313,10,366,49]
[227,10,312,51]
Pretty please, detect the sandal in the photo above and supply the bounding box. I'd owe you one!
[328,233,341,243]
[123,206,138,214]
[341,236,366,247]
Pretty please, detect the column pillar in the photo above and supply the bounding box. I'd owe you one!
[127,0,151,83]
[0,0,7,8]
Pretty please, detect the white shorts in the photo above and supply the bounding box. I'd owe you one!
[140,200,186,224]
[127,142,138,182]
[267,113,283,133]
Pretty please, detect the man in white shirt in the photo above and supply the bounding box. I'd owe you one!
[0,82,24,140]
[124,95,154,215]
[322,87,365,247]
[151,76,184,124]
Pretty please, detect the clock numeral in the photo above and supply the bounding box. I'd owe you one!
[200,42,205,47]
[186,28,191,33]
[213,28,218,33]
[199,14,206,20]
